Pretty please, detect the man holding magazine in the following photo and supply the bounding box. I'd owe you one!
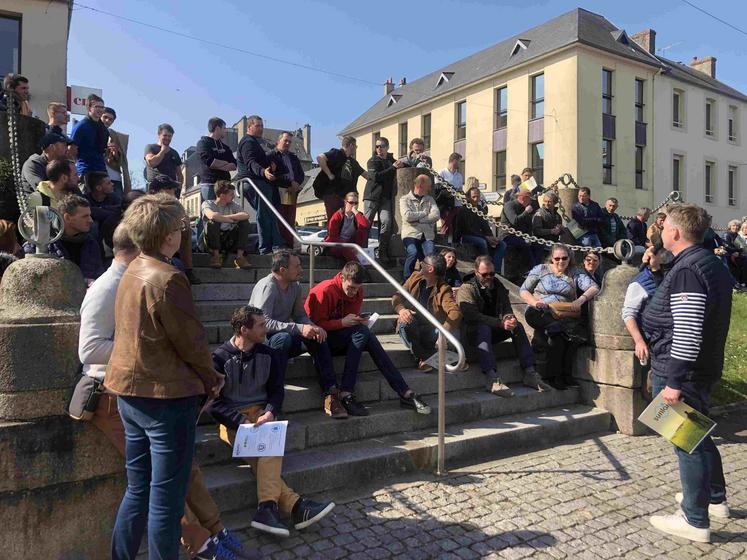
[641,204,733,543]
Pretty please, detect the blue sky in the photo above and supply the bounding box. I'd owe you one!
[68,0,747,188]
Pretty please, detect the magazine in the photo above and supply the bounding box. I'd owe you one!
[638,393,716,454]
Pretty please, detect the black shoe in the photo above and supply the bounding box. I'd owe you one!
[185,269,202,285]
[550,378,569,390]
[291,497,336,530]
[251,501,289,537]
[400,392,431,414]
[341,393,369,416]
[563,377,580,388]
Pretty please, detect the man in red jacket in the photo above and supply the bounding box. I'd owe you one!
[324,192,370,264]
[305,261,431,417]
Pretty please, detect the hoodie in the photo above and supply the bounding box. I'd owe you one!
[304,272,363,331]
[27,180,66,209]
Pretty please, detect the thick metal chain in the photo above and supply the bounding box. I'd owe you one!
[4,87,32,228]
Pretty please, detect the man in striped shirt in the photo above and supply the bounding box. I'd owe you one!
[641,204,733,543]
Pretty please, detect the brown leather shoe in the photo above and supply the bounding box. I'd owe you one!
[234,255,251,269]
[324,392,348,419]
[209,254,223,268]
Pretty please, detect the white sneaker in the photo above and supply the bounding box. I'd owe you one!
[650,512,710,543]
[675,492,730,519]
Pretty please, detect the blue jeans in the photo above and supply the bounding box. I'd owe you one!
[399,322,438,361]
[267,331,338,392]
[461,234,506,274]
[199,182,216,203]
[403,237,435,280]
[651,374,726,529]
[244,178,284,254]
[112,395,200,560]
[578,232,602,248]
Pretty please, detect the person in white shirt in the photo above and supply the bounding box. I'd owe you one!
[438,152,464,239]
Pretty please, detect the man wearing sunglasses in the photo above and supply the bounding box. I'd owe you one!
[457,255,551,396]
[363,137,402,266]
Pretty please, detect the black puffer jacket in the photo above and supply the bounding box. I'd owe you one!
[363,153,397,202]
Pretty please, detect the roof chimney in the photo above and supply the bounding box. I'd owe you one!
[302,123,311,158]
[631,29,656,54]
[690,56,717,79]
[384,77,394,96]
[399,77,407,87]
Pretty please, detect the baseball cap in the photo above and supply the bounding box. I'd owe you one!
[148,174,180,193]
[39,133,67,150]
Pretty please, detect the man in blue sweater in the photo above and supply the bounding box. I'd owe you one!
[70,93,109,178]
[642,204,733,543]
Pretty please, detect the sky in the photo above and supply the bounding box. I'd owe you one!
[67,0,747,188]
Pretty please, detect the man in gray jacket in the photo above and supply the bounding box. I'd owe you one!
[21,132,67,194]
[400,173,440,280]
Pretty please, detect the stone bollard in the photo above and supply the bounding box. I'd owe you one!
[0,256,123,558]
[391,167,424,257]
[575,261,649,435]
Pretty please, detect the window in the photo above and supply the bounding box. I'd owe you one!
[602,139,613,184]
[455,101,467,141]
[531,74,544,119]
[0,15,21,76]
[705,162,714,203]
[673,90,684,128]
[729,166,737,206]
[602,69,613,115]
[495,86,508,129]
[531,142,544,184]
[635,79,645,122]
[635,146,644,189]
[458,158,466,178]
[728,106,738,142]
[421,114,431,150]
[398,122,408,158]
[672,155,682,192]
[494,150,506,190]
[705,100,715,136]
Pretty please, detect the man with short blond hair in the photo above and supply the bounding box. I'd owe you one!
[46,101,69,136]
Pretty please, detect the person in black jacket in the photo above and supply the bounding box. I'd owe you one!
[210,305,335,538]
[456,186,505,273]
[270,132,305,249]
[196,117,237,203]
[626,207,650,248]
[501,187,537,282]
[599,197,627,248]
[236,115,285,254]
[571,187,604,247]
[363,136,402,265]
[314,136,368,222]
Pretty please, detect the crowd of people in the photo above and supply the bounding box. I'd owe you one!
[0,74,739,554]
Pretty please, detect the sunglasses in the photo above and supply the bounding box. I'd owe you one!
[553,256,569,262]
[375,145,386,149]
[478,271,496,277]
[584,257,599,263]
[345,199,358,204]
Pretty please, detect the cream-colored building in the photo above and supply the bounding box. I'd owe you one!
[338,8,747,223]
[0,0,72,118]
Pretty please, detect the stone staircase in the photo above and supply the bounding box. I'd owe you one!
[188,253,611,522]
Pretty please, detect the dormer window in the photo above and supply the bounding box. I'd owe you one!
[510,39,530,56]
[436,72,454,88]
[611,30,630,45]
[387,94,402,107]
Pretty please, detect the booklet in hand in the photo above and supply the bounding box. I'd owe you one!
[638,393,716,454]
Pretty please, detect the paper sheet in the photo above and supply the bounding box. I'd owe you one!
[232,420,288,457]
[366,312,380,329]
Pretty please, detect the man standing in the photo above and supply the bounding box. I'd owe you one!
[501,186,537,281]
[571,187,604,247]
[627,207,651,248]
[196,117,237,203]
[364,137,402,265]
[399,138,433,169]
[647,212,666,247]
[503,174,522,204]
[400,173,440,280]
[455,186,505,273]
[458,255,552,396]
[599,197,627,248]
[643,204,733,543]
[45,102,69,137]
[315,136,368,222]
[145,123,183,187]
[201,180,251,269]
[249,251,347,418]
[438,153,464,237]
[0,74,30,115]
[271,131,304,248]
[21,133,67,194]
[531,192,562,244]
[236,115,285,254]
[101,107,131,204]
[71,94,109,178]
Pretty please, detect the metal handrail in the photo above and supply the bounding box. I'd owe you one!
[240,177,466,475]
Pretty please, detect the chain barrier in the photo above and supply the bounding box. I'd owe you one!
[4,86,32,229]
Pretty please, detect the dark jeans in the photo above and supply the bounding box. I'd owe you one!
[323,193,344,222]
[468,322,534,376]
[399,321,438,361]
[203,219,250,253]
[112,395,200,560]
[364,197,394,257]
[267,331,338,392]
[524,306,576,382]
[245,178,284,254]
[403,237,435,280]
[327,325,409,396]
[651,374,726,529]
[503,234,540,266]
[461,234,506,275]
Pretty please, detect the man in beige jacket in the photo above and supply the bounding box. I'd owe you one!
[399,173,439,280]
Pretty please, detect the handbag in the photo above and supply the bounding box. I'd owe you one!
[548,301,581,320]
[67,372,104,421]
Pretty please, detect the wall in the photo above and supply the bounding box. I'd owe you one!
[653,73,747,226]
[1,0,70,119]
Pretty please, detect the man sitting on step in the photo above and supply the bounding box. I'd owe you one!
[210,305,335,538]
[392,253,462,371]
[249,250,349,418]
[305,260,432,416]
[457,255,553,396]
[200,180,251,270]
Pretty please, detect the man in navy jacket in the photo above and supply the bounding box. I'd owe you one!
[571,187,604,247]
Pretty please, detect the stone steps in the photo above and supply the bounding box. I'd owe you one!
[191,282,399,301]
[200,400,610,516]
[191,253,343,269]
[191,267,398,285]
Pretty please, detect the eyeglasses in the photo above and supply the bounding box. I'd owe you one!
[345,199,358,204]
[584,257,598,263]
[478,271,496,277]
[553,256,569,262]
[375,145,386,149]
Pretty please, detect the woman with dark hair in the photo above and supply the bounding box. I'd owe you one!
[519,243,599,389]
[440,249,462,293]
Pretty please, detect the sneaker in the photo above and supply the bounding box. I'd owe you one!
[194,536,238,560]
[324,392,348,419]
[417,360,434,372]
[522,371,554,392]
[487,378,514,397]
[251,501,289,537]
[209,254,223,269]
[234,255,251,269]
[675,492,730,519]
[650,512,710,543]
[400,392,431,414]
[341,393,369,416]
[216,528,254,559]
[185,269,202,284]
[291,497,336,530]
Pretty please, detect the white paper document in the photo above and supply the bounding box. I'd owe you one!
[366,312,380,329]
[232,420,288,458]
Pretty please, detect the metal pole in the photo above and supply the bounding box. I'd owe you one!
[309,246,315,288]
[436,332,446,476]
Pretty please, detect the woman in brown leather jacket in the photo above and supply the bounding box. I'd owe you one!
[104,193,223,559]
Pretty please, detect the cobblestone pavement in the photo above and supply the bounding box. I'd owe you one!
[234,429,747,559]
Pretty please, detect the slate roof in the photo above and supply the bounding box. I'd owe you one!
[340,7,747,134]
[657,57,747,103]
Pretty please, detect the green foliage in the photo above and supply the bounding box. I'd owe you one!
[713,292,747,407]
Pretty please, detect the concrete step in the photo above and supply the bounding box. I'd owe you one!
[191,253,343,269]
[201,402,610,515]
[195,385,581,467]
[191,282,399,302]
[191,267,402,284]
